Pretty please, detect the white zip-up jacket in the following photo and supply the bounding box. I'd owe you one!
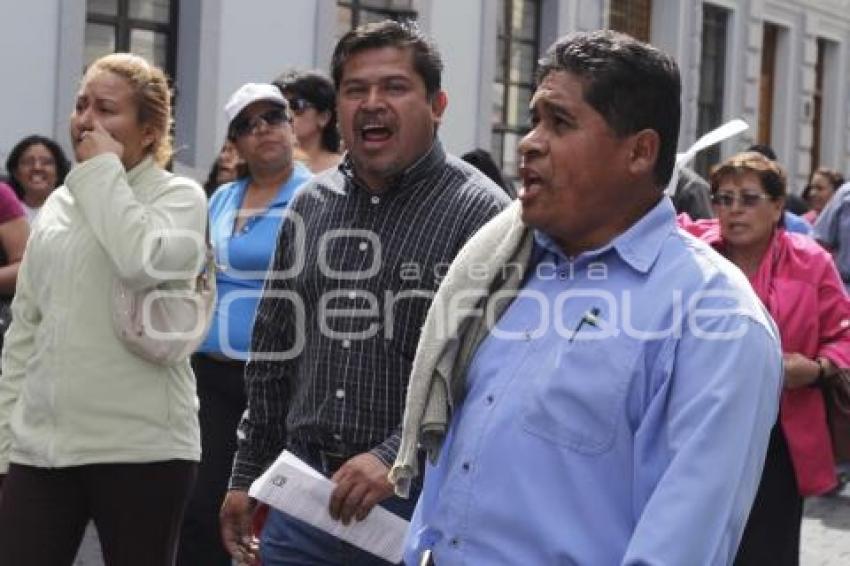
[0,153,206,472]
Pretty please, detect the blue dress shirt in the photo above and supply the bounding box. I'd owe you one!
[199,163,312,358]
[814,181,850,289]
[405,198,783,565]
[783,210,813,236]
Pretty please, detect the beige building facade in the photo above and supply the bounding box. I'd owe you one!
[1,0,848,191]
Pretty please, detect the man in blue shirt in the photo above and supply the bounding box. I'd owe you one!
[393,31,783,565]
[814,181,850,291]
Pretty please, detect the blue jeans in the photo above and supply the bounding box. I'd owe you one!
[260,492,418,566]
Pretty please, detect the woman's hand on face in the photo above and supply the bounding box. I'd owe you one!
[783,352,821,389]
[76,121,124,163]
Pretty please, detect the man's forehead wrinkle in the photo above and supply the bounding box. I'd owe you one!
[531,93,572,118]
[530,87,555,110]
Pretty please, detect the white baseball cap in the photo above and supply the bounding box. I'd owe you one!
[224,83,288,126]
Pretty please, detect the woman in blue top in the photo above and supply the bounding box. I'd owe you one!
[177,83,312,566]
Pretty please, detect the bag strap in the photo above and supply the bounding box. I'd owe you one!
[195,221,216,293]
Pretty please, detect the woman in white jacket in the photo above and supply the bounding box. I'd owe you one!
[0,53,206,565]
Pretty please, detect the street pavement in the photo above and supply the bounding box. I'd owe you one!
[802,482,850,566]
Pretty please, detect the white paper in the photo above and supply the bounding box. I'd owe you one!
[249,450,408,563]
[664,118,750,196]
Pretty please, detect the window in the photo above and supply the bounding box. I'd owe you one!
[609,0,652,43]
[757,24,778,146]
[84,0,178,77]
[695,4,729,178]
[336,0,417,38]
[492,0,540,180]
[811,38,826,173]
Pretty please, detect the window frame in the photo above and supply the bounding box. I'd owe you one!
[491,0,541,179]
[811,37,826,174]
[336,0,418,36]
[85,0,179,78]
[757,23,778,147]
[694,3,730,178]
[608,0,653,43]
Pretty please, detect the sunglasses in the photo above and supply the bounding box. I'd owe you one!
[230,108,289,138]
[710,191,774,208]
[286,97,314,115]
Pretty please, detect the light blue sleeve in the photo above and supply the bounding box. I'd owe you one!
[623,315,782,566]
[813,186,849,247]
[784,211,813,236]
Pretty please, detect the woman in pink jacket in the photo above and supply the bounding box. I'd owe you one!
[681,151,850,565]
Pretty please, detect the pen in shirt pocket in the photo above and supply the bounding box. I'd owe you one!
[569,307,601,343]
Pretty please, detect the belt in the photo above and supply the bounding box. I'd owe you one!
[288,439,370,477]
[194,352,247,367]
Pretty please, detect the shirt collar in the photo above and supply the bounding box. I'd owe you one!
[270,161,312,206]
[533,196,676,274]
[338,138,446,193]
[231,162,312,207]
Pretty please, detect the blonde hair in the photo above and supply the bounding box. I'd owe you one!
[83,53,173,166]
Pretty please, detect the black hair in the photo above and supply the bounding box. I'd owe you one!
[202,159,248,199]
[785,192,810,216]
[331,20,442,99]
[274,70,341,153]
[746,144,777,161]
[812,167,845,192]
[461,149,516,198]
[5,135,71,200]
[537,30,681,186]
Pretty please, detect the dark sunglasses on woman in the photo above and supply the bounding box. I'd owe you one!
[286,97,315,115]
[711,191,774,208]
[230,107,289,138]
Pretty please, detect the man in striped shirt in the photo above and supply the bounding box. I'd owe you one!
[220,20,510,565]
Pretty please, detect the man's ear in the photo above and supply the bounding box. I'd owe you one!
[628,129,660,177]
[431,90,448,127]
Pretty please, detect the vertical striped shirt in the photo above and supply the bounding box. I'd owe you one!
[230,141,510,489]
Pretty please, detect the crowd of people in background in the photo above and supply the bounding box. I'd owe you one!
[0,18,848,566]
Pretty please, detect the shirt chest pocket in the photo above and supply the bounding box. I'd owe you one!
[521,336,639,455]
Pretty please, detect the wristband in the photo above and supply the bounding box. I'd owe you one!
[816,358,827,382]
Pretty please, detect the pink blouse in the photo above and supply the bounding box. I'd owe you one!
[0,182,24,224]
[680,216,850,495]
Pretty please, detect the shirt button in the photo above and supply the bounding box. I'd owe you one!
[342,339,351,348]
[370,195,380,205]
[449,537,460,548]
[485,394,495,405]
[461,462,471,472]
[842,319,850,329]
[523,330,532,341]
[335,389,345,399]
[348,291,357,300]
[333,433,342,441]
[558,270,568,280]
[358,241,368,251]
